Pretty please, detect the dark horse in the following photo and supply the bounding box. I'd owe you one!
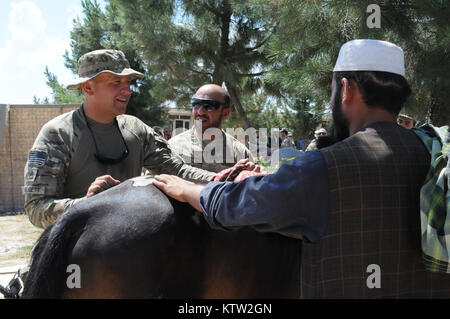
[22,176,301,298]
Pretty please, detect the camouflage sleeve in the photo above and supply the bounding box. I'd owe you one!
[306,140,317,151]
[23,125,81,228]
[142,125,215,182]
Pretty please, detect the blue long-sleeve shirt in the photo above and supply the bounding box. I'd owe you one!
[199,150,331,242]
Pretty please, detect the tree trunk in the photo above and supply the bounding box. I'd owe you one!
[226,82,251,129]
[426,96,436,125]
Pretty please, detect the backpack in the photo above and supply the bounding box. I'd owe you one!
[412,124,450,273]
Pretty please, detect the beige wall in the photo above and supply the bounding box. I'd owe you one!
[0,104,78,212]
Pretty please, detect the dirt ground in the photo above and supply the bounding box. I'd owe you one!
[0,214,43,268]
[0,214,43,298]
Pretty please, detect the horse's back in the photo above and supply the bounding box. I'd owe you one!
[67,176,208,298]
[25,176,301,298]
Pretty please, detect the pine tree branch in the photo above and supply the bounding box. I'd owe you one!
[188,67,213,76]
[164,62,196,92]
[204,2,225,18]
[236,71,266,77]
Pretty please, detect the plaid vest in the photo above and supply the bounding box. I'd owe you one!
[301,122,450,298]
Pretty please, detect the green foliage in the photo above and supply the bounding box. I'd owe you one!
[108,0,279,128]
[265,0,450,126]
[37,0,449,129]
[33,67,83,104]
[37,0,168,126]
[223,91,286,129]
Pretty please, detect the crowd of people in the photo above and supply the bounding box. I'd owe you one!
[11,38,448,299]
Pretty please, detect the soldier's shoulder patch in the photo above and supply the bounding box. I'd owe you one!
[25,167,38,182]
[28,150,47,167]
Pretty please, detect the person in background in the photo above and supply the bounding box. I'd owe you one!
[305,127,327,151]
[168,84,254,173]
[152,126,163,136]
[280,128,296,148]
[397,113,416,129]
[153,39,450,298]
[163,126,173,140]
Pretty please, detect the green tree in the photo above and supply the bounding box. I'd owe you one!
[109,0,279,128]
[37,0,449,130]
[265,0,450,127]
[36,0,168,126]
[223,91,288,130]
[34,67,83,104]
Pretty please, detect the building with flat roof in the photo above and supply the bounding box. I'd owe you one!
[168,108,192,135]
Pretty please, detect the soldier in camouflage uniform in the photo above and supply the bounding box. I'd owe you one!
[168,84,254,173]
[280,128,296,149]
[23,49,215,229]
[305,127,327,151]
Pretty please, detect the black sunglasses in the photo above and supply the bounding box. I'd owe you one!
[82,107,129,165]
[191,97,226,111]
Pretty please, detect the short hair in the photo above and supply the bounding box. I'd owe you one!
[332,71,411,115]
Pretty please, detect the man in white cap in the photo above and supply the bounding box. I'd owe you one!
[23,49,216,229]
[153,39,450,298]
[397,113,416,129]
[305,127,327,151]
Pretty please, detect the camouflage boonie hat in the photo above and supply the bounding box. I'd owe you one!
[67,49,144,90]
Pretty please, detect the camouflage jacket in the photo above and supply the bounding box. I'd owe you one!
[281,136,296,149]
[168,127,254,173]
[306,139,318,151]
[23,106,215,228]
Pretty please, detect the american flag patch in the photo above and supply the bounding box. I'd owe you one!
[28,150,47,167]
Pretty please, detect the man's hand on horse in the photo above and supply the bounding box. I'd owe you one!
[211,158,267,182]
[237,158,266,173]
[86,175,121,198]
[153,174,203,211]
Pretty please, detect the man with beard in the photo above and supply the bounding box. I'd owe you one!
[168,84,254,173]
[305,127,327,151]
[23,49,216,230]
[153,39,450,298]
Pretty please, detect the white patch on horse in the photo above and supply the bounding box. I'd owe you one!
[130,176,155,187]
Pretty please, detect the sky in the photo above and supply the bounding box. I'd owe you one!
[0,0,106,104]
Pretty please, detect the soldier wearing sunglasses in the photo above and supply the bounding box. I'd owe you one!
[23,50,216,229]
[306,127,328,151]
[168,84,254,173]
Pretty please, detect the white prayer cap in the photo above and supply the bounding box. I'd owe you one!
[333,39,405,77]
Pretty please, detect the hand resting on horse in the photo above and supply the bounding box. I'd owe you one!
[153,174,203,211]
[85,175,121,198]
[210,158,266,182]
[154,159,266,211]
